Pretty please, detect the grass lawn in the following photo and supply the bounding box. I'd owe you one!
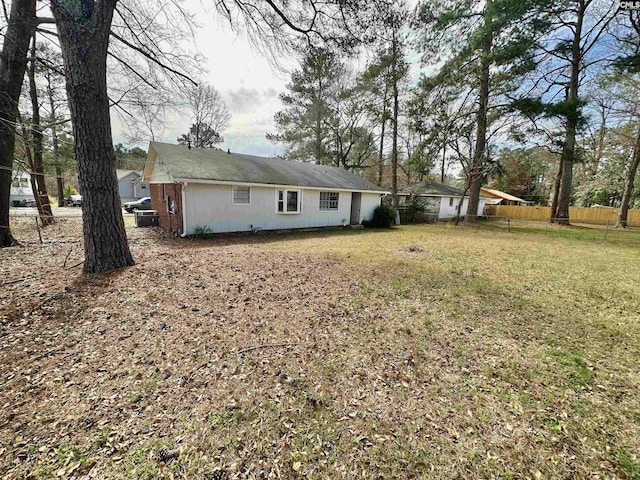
[1,221,639,479]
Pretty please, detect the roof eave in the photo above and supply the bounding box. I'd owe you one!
[171,177,389,194]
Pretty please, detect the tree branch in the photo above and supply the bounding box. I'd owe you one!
[109,30,197,86]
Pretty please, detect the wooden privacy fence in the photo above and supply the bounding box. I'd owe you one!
[485,205,640,226]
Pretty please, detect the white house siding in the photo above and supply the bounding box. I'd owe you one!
[438,196,487,219]
[359,193,383,223]
[183,183,381,234]
[134,180,149,197]
[146,153,172,184]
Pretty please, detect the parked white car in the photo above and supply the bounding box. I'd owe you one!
[65,195,82,207]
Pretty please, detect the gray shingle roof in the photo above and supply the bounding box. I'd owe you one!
[116,169,141,181]
[400,181,466,196]
[149,142,387,192]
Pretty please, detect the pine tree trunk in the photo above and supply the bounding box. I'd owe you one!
[52,0,134,273]
[377,114,387,186]
[616,126,640,228]
[315,77,323,165]
[465,32,492,223]
[45,67,65,207]
[316,115,323,164]
[555,2,585,226]
[28,33,54,226]
[549,157,563,222]
[56,168,65,207]
[20,122,50,226]
[556,119,577,224]
[377,86,388,186]
[592,105,607,175]
[0,0,36,246]
[390,32,399,208]
[454,180,470,226]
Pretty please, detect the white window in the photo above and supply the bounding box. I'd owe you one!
[12,177,28,188]
[276,189,301,214]
[319,191,339,210]
[233,186,251,205]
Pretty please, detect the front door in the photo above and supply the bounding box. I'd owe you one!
[350,192,361,225]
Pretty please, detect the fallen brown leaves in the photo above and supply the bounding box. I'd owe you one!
[1,220,639,479]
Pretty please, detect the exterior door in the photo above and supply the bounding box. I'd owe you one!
[350,192,361,224]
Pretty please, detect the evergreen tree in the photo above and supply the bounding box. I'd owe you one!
[267,47,343,165]
[414,0,555,222]
[613,10,640,227]
[178,122,225,149]
[512,1,620,224]
[489,147,553,204]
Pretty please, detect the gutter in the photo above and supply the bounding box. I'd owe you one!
[170,177,389,195]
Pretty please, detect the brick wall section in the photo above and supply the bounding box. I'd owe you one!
[149,184,164,225]
[150,183,183,234]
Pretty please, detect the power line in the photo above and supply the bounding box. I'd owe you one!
[0,164,74,180]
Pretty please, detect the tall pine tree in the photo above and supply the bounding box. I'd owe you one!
[415,0,554,222]
[267,47,343,165]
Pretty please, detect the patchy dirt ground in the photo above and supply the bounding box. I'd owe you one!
[1,218,639,479]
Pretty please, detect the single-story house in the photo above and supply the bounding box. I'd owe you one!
[398,181,488,221]
[142,142,388,235]
[480,187,533,206]
[10,171,35,207]
[117,169,149,205]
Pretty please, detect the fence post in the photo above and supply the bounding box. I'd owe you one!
[604,221,609,241]
[507,218,510,233]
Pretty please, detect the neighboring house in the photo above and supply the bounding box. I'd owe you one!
[142,142,388,235]
[398,181,488,220]
[117,169,149,205]
[480,187,533,206]
[10,171,35,207]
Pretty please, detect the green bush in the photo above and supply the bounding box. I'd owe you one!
[63,184,78,197]
[193,225,213,239]
[365,205,397,228]
[401,195,428,224]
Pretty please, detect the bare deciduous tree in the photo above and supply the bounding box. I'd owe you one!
[187,84,231,136]
[178,84,231,147]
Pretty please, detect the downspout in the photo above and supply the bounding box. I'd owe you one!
[180,182,188,237]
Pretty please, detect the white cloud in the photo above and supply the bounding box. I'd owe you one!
[112,2,292,157]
